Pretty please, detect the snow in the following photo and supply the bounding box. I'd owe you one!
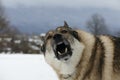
[30,45,40,50]
[28,38,43,45]
[0,54,58,80]
[40,33,46,37]
[4,38,12,42]
[14,40,21,44]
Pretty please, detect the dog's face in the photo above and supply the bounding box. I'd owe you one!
[42,22,85,66]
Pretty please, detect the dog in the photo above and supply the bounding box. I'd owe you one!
[41,21,120,80]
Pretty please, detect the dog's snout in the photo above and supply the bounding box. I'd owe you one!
[53,34,62,40]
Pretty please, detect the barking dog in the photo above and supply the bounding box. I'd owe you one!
[41,22,120,80]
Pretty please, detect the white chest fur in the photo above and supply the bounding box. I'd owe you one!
[45,38,85,76]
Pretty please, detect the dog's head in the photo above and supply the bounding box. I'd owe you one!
[41,22,84,62]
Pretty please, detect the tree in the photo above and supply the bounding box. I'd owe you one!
[0,1,20,35]
[86,13,110,35]
[116,31,120,37]
[0,1,9,33]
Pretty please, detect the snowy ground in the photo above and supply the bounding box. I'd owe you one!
[0,54,58,80]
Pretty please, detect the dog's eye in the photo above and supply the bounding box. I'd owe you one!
[61,30,68,34]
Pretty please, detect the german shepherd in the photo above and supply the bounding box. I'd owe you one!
[41,22,120,80]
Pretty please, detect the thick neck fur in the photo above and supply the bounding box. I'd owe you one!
[73,30,97,80]
[58,30,97,80]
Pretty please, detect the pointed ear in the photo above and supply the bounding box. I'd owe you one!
[64,21,69,28]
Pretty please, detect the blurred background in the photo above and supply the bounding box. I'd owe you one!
[2,0,120,35]
[0,0,120,53]
[0,0,120,80]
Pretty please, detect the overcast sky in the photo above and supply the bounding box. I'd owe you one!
[1,0,120,34]
[2,0,120,10]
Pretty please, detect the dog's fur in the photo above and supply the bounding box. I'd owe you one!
[41,22,120,80]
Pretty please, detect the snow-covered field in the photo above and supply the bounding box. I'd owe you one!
[0,54,58,80]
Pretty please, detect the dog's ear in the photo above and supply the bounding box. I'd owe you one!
[64,21,69,28]
[72,31,80,41]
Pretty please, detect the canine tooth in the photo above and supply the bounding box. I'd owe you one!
[65,48,68,53]
[58,51,62,55]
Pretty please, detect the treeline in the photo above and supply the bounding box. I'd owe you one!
[0,1,43,54]
[0,34,44,54]
[1,1,120,54]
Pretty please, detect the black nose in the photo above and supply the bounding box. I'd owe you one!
[53,34,63,41]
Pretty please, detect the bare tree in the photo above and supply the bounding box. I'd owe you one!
[0,1,9,33]
[0,1,20,35]
[0,0,4,17]
[116,31,120,37]
[86,13,110,35]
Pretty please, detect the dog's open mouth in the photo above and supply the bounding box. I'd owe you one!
[53,40,72,61]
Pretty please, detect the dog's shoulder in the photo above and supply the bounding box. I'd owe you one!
[110,36,120,73]
[99,35,120,73]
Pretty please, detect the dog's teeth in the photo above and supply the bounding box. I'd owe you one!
[58,42,63,45]
[65,48,68,53]
[58,51,62,55]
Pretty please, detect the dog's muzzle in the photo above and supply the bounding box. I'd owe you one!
[52,34,72,61]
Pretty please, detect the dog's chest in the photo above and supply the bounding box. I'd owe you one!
[60,61,75,75]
